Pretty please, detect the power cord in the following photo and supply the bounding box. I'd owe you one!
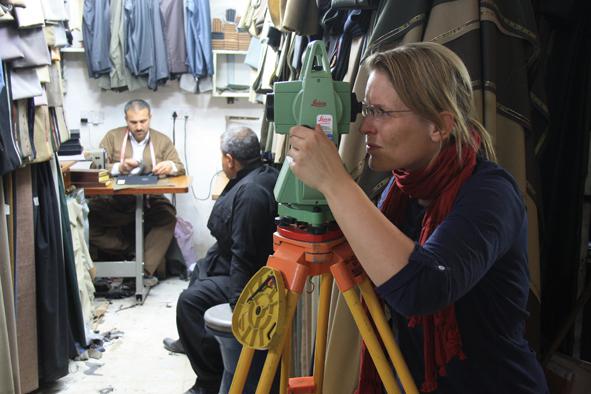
[182,115,222,201]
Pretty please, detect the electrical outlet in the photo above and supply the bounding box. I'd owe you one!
[176,107,191,119]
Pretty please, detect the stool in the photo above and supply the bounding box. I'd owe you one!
[204,303,276,394]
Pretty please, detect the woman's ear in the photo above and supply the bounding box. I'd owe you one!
[431,111,454,143]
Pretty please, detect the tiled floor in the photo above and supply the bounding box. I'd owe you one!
[34,277,195,394]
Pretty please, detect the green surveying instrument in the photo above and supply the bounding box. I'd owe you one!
[229,41,418,394]
[266,40,361,228]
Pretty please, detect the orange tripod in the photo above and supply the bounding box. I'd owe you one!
[229,226,418,394]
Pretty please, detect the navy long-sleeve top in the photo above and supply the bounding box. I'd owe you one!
[375,160,548,393]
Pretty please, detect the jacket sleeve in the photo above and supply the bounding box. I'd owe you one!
[99,130,117,172]
[227,184,275,306]
[375,169,527,316]
[158,133,186,175]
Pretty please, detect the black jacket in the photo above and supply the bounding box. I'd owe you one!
[199,162,278,306]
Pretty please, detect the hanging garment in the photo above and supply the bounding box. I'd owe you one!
[41,0,68,22]
[96,0,146,91]
[184,0,213,78]
[331,9,371,81]
[53,158,87,348]
[67,197,95,330]
[35,65,50,83]
[0,63,22,176]
[0,275,16,394]
[14,166,39,394]
[123,0,169,90]
[10,67,43,100]
[32,161,74,383]
[16,99,34,161]
[280,0,319,35]
[54,106,70,143]
[14,0,45,28]
[0,178,21,394]
[66,0,84,32]
[0,3,15,23]
[0,27,25,61]
[43,23,68,48]
[160,0,188,75]
[30,104,53,163]
[82,0,111,78]
[45,60,64,106]
[6,26,51,69]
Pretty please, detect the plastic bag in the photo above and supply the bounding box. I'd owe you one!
[174,217,197,271]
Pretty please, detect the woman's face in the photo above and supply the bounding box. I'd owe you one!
[360,70,441,173]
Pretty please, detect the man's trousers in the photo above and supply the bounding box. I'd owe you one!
[88,195,176,275]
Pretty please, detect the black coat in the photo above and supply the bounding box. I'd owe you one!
[198,162,278,306]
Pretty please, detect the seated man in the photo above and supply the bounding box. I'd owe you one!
[171,127,278,394]
[88,99,185,278]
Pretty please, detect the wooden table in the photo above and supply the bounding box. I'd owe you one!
[84,175,191,303]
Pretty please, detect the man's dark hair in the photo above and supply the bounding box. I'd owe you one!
[124,99,151,115]
[220,127,261,164]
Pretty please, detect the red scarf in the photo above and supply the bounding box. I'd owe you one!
[357,136,478,393]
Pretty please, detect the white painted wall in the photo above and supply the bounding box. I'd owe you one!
[61,0,263,258]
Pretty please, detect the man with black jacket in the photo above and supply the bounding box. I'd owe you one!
[171,127,278,394]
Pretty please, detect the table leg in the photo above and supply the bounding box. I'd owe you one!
[135,195,145,302]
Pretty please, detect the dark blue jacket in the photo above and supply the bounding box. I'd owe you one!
[376,160,548,394]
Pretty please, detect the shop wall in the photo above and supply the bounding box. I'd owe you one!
[61,0,262,258]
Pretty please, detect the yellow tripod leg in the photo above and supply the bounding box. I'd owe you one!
[341,288,402,394]
[280,322,292,394]
[229,347,255,394]
[256,289,300,394]
[359,278,418,394]
[313,273,333,394]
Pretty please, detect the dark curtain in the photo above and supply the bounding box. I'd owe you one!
[535,0,591,359]
[32,161,78,382]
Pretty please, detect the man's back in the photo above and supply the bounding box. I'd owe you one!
[204,162,279,305]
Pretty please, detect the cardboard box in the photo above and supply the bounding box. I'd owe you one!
[222,22,237,33]
[212,18,222,32]
[212,40,225,50]
[224,40,239,51]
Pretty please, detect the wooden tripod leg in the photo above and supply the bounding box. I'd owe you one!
[229,347,255,394]
[256,289,301,394]
[359,278,418,394]
[313,273,334,394]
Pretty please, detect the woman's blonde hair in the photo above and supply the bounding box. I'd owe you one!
[365,42,496,162]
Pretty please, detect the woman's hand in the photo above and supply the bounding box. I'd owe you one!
[287,124,349,195]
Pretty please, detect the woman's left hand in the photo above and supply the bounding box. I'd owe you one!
[287,124,349,195]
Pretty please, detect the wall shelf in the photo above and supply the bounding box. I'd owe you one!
[212,50,251,99]
[60,47,85,53]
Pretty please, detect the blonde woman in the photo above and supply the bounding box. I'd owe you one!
[288,42,548,393]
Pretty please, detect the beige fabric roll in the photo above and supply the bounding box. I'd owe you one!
[14,166,39,393]
[0,180,21,394]
[35,65,50,83]
[30,104,53,163]
[16,99,33,160]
